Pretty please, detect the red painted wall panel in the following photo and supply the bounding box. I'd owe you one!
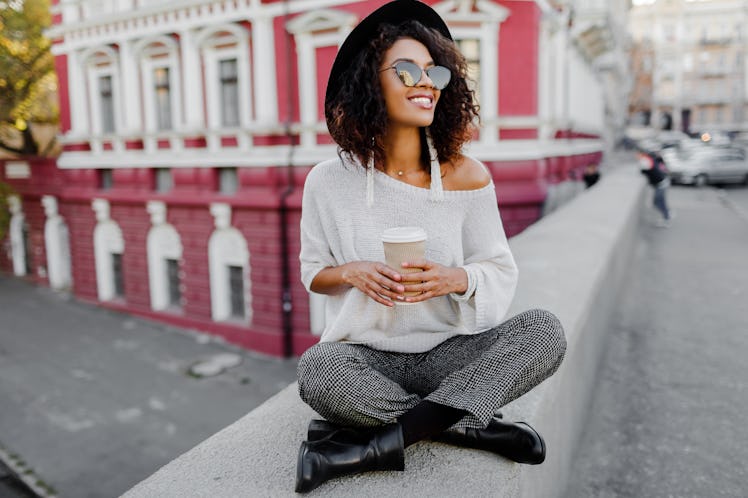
[65,200,98,300]
[111,203,151,309]
[54,54,71,133]
[498,1,539,116]
[274,15,299,124]
[316,45,337,121]
[167,205,211,320]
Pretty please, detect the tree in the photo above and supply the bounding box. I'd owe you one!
[0,0,58,156]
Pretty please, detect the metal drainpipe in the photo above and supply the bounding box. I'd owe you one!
[279,0,296,358]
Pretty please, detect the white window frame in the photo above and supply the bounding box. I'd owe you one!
[287,9,357,148]
[81,46,122,141]
[42,195,72,290]
[208,203,251,323]
[146,201,184,312]
[196,24,252,140]
[92,199,125,301]
[135,36,183,139]
[435,0,508,145]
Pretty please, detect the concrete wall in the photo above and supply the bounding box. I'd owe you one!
[125,166,646,497]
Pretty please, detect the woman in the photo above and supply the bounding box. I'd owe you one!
[296,0,566,492]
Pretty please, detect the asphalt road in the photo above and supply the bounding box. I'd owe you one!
[565,184,748,497]
[718,183,748,220]
[0,281,298,498]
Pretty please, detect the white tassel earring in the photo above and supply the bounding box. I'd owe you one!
[366,156,375,208]
[426,129,444,201]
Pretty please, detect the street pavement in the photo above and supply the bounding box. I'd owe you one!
[565,184,748,497]
[0,280,298,498]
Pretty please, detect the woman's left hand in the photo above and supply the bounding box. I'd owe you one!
[399,259,468,303]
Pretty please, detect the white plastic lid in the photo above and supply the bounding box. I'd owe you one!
[381,226,427,243]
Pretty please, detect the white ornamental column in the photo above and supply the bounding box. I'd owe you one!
[538,16,554,141]
[67,49,90,136]
[295,32,317,148]
[118,39,142,135]
[119,40,143,136]
[252,15,279,125]
[179,28,205,131]
[479,21,499,145]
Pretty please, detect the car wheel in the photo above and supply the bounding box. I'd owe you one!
[744,174,748,186]
[694,174,708,188]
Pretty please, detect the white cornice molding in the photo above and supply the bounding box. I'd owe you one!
[48,0,358,51]
[57,138,604,169]
[466,138,604,161]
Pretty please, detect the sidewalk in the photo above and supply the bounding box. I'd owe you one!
[565,184,748,497]
[0,278,298,498]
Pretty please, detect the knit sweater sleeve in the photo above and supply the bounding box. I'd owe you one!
[455,187,518,331]
[298,164,337,292]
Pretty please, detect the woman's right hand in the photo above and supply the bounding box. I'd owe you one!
[340,261,405,307]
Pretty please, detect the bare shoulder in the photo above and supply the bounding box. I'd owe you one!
[443,155,492,191]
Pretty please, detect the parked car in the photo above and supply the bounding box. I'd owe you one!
[664,147,748,187]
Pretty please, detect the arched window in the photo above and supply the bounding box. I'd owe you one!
[196,24,252,132]
[146,201,183,312]
[7,195,29,277]
[81,45,121,137]
[42,196,72,290]
[287,9,356,148]
[434,0,508,144]
[208,203,251,323]
[92,199,125,301]
[134,36,183,136]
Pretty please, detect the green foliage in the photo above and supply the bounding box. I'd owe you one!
[0,181,16,241]
[0,0,58,155]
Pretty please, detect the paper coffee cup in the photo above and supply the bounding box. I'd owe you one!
[382,227,427,302]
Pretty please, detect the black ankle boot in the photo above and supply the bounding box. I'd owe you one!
[295,423,405,493]
[435,417,546,465]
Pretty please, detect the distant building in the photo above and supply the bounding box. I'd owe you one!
[629,0,748,133]
[1,0,625,356]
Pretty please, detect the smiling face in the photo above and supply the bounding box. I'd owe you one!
[379,37,441,130]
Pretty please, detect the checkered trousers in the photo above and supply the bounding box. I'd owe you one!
[297,308,567,430]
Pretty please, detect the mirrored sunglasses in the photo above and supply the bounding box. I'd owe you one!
[380,61,451,90]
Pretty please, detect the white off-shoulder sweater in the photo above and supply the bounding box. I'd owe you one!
[299,157,518,353]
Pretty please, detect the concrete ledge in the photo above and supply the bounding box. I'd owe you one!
[124,167,645,498]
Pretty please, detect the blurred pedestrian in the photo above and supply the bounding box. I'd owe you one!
[583,163,600,188]
[639,152,672,226]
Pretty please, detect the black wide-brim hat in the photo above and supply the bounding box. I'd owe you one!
[324,0,453,128]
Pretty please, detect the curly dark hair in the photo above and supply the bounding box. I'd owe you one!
[325,20,480,172]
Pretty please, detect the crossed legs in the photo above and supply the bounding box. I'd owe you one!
[295,309,566,492]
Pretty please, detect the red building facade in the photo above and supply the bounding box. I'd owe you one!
[2,0,605,356]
